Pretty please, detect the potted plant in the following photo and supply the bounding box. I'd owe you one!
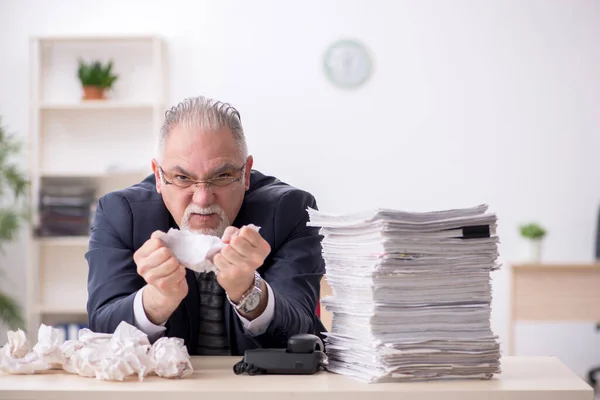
[519,222,547,263]
[77,59,119,100]
[0,116,29,330]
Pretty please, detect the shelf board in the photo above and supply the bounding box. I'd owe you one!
[39,101,160,111]
[39,169,150,179]
[35,34,160,43]
[37,236,89,246]
[37,305,87,315]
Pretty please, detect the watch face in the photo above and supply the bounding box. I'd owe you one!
[324,39,372,89]
[242,291,261,312]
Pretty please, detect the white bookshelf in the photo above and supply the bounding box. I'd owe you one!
[38,236,91,246]
[27,35,167,336]
[40,101,158,110]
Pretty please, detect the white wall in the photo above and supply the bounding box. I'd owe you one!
[1,0,600,379]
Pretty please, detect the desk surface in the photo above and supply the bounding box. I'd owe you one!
[0,356,593,400]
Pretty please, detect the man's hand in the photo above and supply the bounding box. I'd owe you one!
[214,225,271,318]
[133,230,188,325]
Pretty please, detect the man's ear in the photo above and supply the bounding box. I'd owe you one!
[244,155,253,190]
[151,159,162,194]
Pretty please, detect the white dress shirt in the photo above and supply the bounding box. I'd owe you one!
[133,278,275,343]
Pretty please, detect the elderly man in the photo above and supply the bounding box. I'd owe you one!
[85,96,326,355]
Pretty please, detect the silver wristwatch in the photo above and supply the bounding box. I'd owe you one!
[229,272,263,313]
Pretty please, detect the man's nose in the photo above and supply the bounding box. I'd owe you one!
[191,183,215,207]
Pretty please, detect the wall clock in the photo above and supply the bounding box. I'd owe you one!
[323,39,372,89]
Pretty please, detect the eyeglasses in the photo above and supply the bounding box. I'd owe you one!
[158,164,246,190]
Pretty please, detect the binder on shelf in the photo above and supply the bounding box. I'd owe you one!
[51,323,88,341]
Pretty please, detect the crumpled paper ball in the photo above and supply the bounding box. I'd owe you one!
[157,224,261,274]
[33,324,66,368]
[62,322,157,381]
[148,336,193,379]
[0,321,193,381]
[0,328,49,374]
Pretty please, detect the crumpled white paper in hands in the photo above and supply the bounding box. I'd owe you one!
[157,224,261,274]
[0,321,193,381]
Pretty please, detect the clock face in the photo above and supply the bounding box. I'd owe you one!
[323,39,372,89]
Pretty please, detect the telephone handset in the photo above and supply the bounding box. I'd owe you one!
[233,334,327,375]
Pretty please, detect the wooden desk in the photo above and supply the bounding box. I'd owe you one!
[0,356,593,400]
[509,263,600,355]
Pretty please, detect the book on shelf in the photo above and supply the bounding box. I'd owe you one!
[51,323,89,342]
[37,182,96,237]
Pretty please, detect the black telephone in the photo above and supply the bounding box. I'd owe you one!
[233,334,327,375]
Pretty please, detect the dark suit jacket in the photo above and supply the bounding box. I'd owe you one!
[85,170,327,356]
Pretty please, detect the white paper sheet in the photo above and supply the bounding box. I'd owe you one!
[307,204,502,383]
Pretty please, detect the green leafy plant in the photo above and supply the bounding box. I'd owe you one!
[0,116,29,329]
[77,59,118,89]
[519,223,546,240]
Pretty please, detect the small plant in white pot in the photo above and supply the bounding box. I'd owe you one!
[519,223,547,263]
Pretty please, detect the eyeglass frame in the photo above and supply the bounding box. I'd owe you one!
[158,163,247,191]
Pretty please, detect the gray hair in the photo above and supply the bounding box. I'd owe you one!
[156,96,248,162]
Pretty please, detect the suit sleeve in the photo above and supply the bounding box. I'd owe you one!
[244,189,326,348]
[85,192,146,333]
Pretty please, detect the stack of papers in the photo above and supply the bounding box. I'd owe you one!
[307,204,501,383]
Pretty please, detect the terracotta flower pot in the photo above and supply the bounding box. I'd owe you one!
[82,86,106,100]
